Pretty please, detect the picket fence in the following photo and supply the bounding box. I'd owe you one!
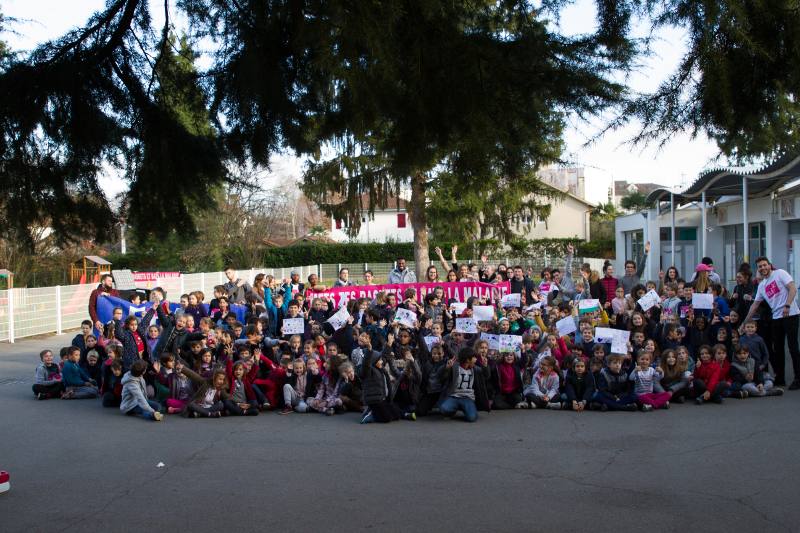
[0,257,606,343]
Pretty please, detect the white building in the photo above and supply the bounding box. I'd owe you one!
[612,154,800,293]
[535,166,613,206]
[329,193,414,243]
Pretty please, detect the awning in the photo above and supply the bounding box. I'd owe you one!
[646,153,800,204]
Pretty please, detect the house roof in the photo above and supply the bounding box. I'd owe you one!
[291,235,337,245]
[646,153,800,204]
[332,192,407,211]
[260,237,294,248]
[84,255,111,265]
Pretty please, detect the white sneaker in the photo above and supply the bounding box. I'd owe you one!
[529,402,537,409]
[515,401,528,409]
[548,402,561,410]
[642,404,654,412]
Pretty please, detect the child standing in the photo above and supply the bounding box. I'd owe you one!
[630,351,670,411]
[120,360,163,421]
[32,349,65,400]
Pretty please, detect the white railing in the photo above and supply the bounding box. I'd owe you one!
[0,257,607,343]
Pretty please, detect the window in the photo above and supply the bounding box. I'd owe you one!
[397,214,406,228]
[336,220,342,229]
[624,230,645,264]
[361,217,366,223]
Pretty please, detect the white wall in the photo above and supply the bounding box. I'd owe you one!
[330,210,414,243]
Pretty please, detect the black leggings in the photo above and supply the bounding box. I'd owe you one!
[369,400,401,423]
[416,393,440,417]
[492,392,523,410]
[186,401,225,417]
[525,392,556,408]
[224,400,259,416]
[693,379,729,399]
[668,387,693,402]
[32,383,65,397]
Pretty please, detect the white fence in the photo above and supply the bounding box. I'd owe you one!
[0,257,606,343]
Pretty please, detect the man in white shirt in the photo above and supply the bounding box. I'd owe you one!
[740,256,800,390]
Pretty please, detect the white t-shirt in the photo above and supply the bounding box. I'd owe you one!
[755,269,799,320]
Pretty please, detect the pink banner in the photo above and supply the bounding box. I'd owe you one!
[304,281,511,308]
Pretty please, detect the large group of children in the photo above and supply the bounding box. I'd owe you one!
[31,244,795,423]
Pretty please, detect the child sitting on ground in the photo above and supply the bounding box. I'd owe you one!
[61,347,99,399]
[101,360,125,407]
[32,349,65,400]
[730,344,784,398]
[120,360,163,421]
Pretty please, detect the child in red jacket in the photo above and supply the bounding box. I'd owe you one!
[712,343,742,398]
[693,345,729,405]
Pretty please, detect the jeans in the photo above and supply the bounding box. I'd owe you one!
[742,381,773,397]
[439,396,479,422]
[594,394,638,410]
[771,314,800,382]
[128,400,162,420]
[66,385,99,399]
[186,401,225,417]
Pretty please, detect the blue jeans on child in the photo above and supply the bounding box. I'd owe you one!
[439,396,478,422]
[128,400,162,420]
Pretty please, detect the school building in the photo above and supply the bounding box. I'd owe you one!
[612,154,800,293]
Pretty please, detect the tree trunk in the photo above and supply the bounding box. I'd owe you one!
[409,171,429,281]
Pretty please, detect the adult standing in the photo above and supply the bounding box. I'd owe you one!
[223,266,254,305]
[581,263,607,304]
[619,242,650,296]
[89,274,120,332]
[333,268,356,287]
[388,256,417,284]
[600,261,618,299]
[288,270,305,297]
[509,265,536,303]
[740,257,800,389]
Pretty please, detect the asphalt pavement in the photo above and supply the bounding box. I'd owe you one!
[1,334,799,533]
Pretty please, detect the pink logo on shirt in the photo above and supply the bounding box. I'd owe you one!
[765,281,780,299]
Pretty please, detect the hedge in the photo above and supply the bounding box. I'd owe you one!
[103,237,615,272]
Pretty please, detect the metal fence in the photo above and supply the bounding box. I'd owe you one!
[0,258,608,343]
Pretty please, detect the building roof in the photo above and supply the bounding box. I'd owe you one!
[291,235,337,245]
[614,181,666,196]
[332,192,407,211]
[646,153,800,204]
[84,255,112,265]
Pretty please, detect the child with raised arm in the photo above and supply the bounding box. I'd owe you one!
[120,360,163,421]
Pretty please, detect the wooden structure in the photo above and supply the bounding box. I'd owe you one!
[70,256,112,284]
[0,269,12,289]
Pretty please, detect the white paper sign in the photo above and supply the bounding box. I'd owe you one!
[692,293,714,310]
[555,316,577,337]
[637,289,662,312]
[423,336,440,351]
[529,302,544,310]
[501,293,521,307]
[472,305,495,321]
[481,332,500,350]
[394,308,417,328]
[455,318,478,333]
[283,318,305,335]
[499,334,522,353]
[326,307,351,332]
[611,330,630,354]
[451,302,467,315]
[578,299,600,313]
[594,327,616,344]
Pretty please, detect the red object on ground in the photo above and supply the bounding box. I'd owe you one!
[0,472,8,484]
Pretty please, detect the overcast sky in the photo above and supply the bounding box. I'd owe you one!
[3,0,730,196]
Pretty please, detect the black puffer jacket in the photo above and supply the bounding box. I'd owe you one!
[358,344,394,405]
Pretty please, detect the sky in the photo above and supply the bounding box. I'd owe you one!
[2,0,727,197]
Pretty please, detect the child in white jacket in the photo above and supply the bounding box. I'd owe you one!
[521,356,562,410]
[120,360,163,421]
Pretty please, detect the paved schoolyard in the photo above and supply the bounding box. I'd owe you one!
[0,334,798,533]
